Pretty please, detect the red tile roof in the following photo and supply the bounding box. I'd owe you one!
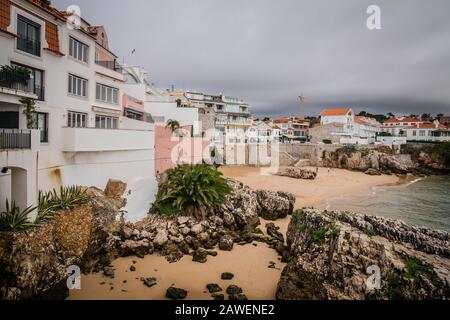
[384,117,422,124]
[406,122,447,130]
[45,20,63,55]
[0,0,11,33]
[320,108,351,116]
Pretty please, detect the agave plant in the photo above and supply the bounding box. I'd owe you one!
[153,164,232,219]
[34,190,58,224]
[37,186,89,215]
[0,200,36,232]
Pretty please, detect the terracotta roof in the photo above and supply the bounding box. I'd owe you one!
[28,0,66,21]
[384,117,422,124]
[0,0,11,33]
[44,20,63,55]
[354,116,380,126]
[320,108,351,117]
[405,122,447,130]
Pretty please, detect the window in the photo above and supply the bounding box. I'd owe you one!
[125,108,143,121]
[412,130,417,136]
[17,15,41,56]
[69,37,88,63]
[419,130,425,137]
[68,74,88,97]
[95,52,99,63]
[67,111,87,128]
[33,112,48,143]
[95,115,118,129]
[96,83,119,104]
[11,62,44,100]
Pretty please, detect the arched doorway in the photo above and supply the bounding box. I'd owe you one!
[0,166,36,216]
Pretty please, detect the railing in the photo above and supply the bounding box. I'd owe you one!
[0,129,31,150]
[17,36,41,57]
[0,75,44,100]
[95,60,121,72]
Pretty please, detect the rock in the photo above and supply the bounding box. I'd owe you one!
[120,239,152,258]
[198,232,210,243]
[162,243,184,263]
[277,167,317,180]
[168,235,184,244]
[266,223,284,243]
[212,293,225,300]
[129,265,136,272]
[190,224,204,235]
[180,226,190,236]
[365,168,382,176]
[229,294,248,300]
[177,216,190,225]
[219,235,234,251]
[226,285,243,295]
[257,190,295,220]
[192,248,208,263]
[221,272,234,280]
[103,266,115,277]
[153,229,168,248]
[222,211,236,227]
[276,208,450,300]
[104,179,127,199]
[141,277,157,288]
[166,287,188,300]
[206,283,222,293]
[122,226,134,239]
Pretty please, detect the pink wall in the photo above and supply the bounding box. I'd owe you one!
[155,125,210,174]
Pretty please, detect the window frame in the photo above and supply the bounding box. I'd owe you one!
[16,14,41,57]
[95,114,118,129]
[68,74,88,98]
[69,37,89,63]
[95,83,119,105]
[67,111,87,128]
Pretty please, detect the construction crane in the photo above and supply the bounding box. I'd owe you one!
[298,94,307,120]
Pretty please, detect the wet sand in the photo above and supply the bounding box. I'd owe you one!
[69,166,398,300]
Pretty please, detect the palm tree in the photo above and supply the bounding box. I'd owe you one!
[166,119,180,133]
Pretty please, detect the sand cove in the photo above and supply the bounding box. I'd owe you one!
[69,166,398,300]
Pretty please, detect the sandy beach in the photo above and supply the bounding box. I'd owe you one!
[69,166,398,300]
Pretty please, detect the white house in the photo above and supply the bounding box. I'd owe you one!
[0,0,156,220]
[404,121,450,142]
[382,117,424,136]
[248,121,280,143]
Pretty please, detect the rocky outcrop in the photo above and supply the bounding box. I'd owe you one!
[0,185,126,300]
[108,179,295,264]
[322,148,413,174]
[276,167,317,180]
[276,209,450,300]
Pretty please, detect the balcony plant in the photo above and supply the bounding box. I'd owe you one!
[151,164,232,219]
[19,97,37,129]
[0,65,31,87]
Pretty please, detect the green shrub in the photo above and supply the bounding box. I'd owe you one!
[322,139,332,144]
[153,164,232,219]
[311,227,327,245]
[338,145,357,156]
[403,257,433,281]
[0,200,36,232]
[344,232,351,241]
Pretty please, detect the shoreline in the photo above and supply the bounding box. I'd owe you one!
[68,166,401,301]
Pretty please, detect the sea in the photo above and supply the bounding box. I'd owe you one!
[321,176,450,232]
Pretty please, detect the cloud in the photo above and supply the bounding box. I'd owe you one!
[55,0,450,117]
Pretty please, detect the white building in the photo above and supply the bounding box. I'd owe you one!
[121,65,198,128]
[0,1,156,220]
[404,121,450,142]
[318,108,381,145]
[248,121,280,143]
[271,117,309,142]
[381,117,424,136]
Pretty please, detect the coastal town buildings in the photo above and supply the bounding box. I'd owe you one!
[0,0,156,220]
[311,108,381,145]
[248,120,280,143]
[403,121,450,142]
[270,117,309,142]
[381,117,424,136]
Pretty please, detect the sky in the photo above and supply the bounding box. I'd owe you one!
[54,0,450,118]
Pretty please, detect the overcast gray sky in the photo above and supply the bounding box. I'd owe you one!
[55,0,450,117]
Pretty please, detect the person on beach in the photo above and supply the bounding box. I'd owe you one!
[316,166,319,175]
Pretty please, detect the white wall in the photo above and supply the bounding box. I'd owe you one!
[145,101,198,127]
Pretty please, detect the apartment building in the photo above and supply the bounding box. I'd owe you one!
[381,117,424,136]
[404,121,450,142]
[0,0,156,220]
[311,108,382,145]
[270,117,309,142]
[248,120,280,143]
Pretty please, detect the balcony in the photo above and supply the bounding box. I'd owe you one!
[216,118,253,126]
[62,127,154,152]
[0,74,39,100]
[0,129,40,151]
